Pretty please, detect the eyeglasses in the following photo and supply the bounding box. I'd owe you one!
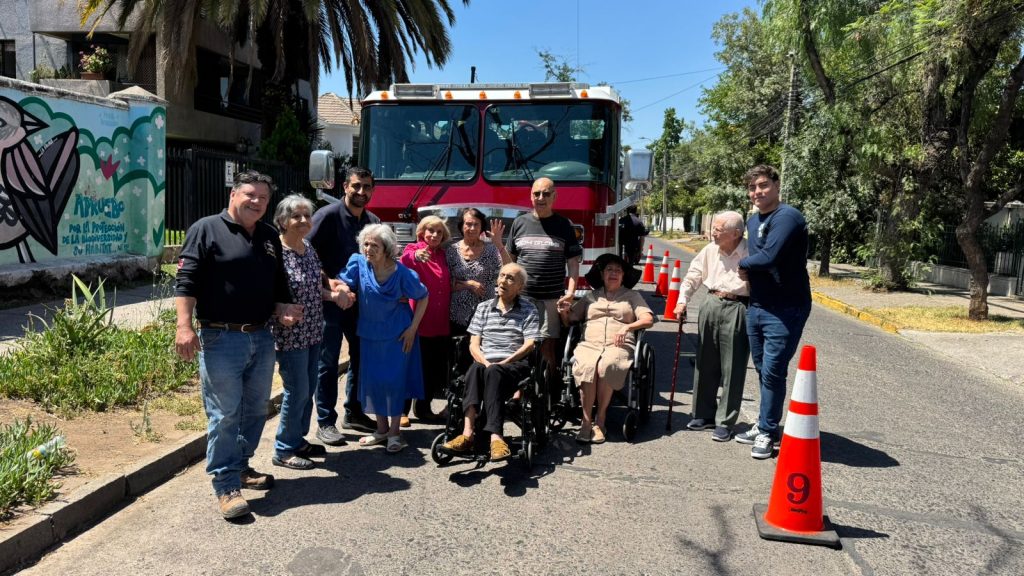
[532,191,554,199]
[347,182,374,192]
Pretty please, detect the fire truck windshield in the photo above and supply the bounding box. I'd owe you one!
[483,103,614,184]
[363,105,479,181]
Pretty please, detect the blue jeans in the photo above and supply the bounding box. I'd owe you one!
[746,304,811,441]
[275,342,321,457]
[198,327,275,496]
[316,304,362,426]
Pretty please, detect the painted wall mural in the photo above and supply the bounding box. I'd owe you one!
[0,82,165,266]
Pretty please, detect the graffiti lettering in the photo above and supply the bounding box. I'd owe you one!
[73,194,125,219]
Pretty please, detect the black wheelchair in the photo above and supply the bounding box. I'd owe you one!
[430,336,549,469]
[548,323,656,441]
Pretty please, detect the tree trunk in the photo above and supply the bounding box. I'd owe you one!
[957,222,989,320]
[817,230,832,277]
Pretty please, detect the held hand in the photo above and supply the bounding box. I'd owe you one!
[613,327,629,347]
[737,268,749,281]
[399,326,417,354]
[465,279,485,297]
[279,303,304,327]
[175,326,200,361]
[556,299,572,314]
[415,248,431,263]
[332,290,352,310]
[556,293,574,310]
[488,219,505,245]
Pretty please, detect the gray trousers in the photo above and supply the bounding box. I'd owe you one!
[692,294,750,427]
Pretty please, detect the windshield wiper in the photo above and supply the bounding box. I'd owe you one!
[508,122,534,181]
[400,123,457,221]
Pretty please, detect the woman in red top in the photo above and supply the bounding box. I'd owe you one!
[400,215,452,421]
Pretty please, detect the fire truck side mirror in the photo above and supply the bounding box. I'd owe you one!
[623,149,653,185]
[309,150,335,189]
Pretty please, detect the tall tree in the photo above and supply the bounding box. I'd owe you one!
[534,50,633,122]
[79,0,467,100]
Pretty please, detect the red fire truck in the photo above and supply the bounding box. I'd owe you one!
[321,82,651,284]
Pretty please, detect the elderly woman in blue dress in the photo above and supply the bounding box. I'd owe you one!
[339,223,429,453]
[271,194,353,470]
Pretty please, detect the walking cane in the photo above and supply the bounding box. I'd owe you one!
[666,311,685,431]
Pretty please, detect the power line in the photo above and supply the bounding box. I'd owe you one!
[610,67,727,85]
[632,73,723,112]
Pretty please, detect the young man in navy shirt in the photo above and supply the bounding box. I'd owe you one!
[736,165,811,460]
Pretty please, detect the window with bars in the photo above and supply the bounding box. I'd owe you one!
[1,41,15,78]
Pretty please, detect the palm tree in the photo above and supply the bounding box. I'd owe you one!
[78,0,468,99]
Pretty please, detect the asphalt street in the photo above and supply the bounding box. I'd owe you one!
[18,239,1024,576]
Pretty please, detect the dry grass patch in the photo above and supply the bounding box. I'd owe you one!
[863,306,1024,333]
[808,274,863,289]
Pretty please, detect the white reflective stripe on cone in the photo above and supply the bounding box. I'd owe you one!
[791,370,818,404]
[783,413,819,440]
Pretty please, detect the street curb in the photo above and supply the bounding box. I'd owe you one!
[811,291,901,334]
[0,390,285,575]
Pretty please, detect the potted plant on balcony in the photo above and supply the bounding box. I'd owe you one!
[79,46,113,80]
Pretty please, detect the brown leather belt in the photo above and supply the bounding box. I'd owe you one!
[709,290,750,305]
[199,321,267,333]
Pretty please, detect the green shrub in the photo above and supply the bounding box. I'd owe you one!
[0,418,74,519]
[1,276,197,413]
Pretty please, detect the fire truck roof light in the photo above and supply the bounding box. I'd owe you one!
[392,84,438,99]
[529,82,580,97]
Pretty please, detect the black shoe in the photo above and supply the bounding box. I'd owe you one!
[686,418,714,431]
[296,442,330,456]
[315,425,347,446]
[272,454,315,470]
[342,412,376,433]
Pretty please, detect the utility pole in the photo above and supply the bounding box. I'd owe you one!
[780,50,797,203]
[660,148,668,234]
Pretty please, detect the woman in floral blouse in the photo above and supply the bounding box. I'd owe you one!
[271,195,351,470]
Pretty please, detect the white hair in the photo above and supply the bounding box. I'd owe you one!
[714,210,745,231]
[357,223,399,260]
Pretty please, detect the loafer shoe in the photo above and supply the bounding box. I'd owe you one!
[591,424,606,444]
[400,415,411,428]
[686,418,714,431]
[218,490,249,519]
[240,468,274,490]
[272,454,314,470]
[315,425,347,446]
[489,438,512,462]
[342,412,376,433]
[441,434,474,454]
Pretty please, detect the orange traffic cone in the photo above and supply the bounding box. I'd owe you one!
[753,345,841,549]
[663,261,682,320]
[655,251,670,297]
[641,245,655,283]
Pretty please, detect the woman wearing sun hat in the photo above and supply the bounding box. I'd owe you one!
[558,253,655,443]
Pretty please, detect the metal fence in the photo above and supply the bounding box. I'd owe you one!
[934,222,1024,280]
[165,147,311,240]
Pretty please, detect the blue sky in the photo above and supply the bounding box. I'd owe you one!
[319,0,757,149]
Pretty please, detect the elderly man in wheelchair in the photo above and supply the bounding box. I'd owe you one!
[439,263,541,462]
[557,253,656,443]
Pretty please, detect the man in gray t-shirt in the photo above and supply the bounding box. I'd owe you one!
[504,177,582,373]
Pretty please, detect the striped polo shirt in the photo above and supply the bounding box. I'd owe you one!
[467,296,542,362]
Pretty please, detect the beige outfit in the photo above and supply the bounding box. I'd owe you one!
[568,288,654,391]
[679,239,750,305]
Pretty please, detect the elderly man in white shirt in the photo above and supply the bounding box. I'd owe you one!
[674,210,750,442]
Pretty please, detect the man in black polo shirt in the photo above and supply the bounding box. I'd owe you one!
[307,167,380,440]
[175,170,302,520]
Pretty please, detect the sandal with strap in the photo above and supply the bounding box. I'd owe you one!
[358,432,388,447]
[386,435,408,454]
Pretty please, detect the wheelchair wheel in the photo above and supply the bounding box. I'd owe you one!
[430,433,453,465]
[623,410,639,443]
[521,436,534,470]
[638,343,656,424]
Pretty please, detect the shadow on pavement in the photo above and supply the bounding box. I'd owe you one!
[249,428,435,517]
[820,431,899,468]
[831,521,890,540]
